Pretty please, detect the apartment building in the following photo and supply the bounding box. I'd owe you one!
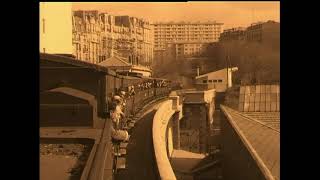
[219,27,247,42]
[219,21,279,51]
[166,41,211,59]
[152,21,223,66]
[72,11,154,66]
[153,21,223,50]
[246,21,280,43]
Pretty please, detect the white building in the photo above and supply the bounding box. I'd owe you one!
[153,21,224,51]
[39,2,73,55]
[152,21,224,66]
[195,67,238,92]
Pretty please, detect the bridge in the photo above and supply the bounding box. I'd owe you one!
[40,53,280,180]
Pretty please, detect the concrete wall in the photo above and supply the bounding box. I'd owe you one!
[40,91,93,127]
[195,68,237,92]
[40,60,107,117]
[152,95,183,180]
[40,2,73,54]
[152,100,177,180]
[181,89,216,153]
[220,109,267,180]
[171,112,181,150]
[166,120,174,157]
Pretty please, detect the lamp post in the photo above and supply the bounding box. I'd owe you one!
[226,55,229,89]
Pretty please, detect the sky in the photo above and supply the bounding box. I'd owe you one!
[72,2,280,29]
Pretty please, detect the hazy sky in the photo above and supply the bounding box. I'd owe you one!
[72,2,280,29]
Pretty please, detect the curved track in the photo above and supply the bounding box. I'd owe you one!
[115,101,164,180]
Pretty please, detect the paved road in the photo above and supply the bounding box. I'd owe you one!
[115,102,163,180]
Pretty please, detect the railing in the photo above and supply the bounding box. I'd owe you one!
[124,87,171,116]
[87,86,171,180]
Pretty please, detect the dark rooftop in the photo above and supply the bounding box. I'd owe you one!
[242,112,280,131]
[40,53,116,76]
[221,105,280,180]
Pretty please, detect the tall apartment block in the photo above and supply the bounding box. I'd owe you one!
[165,41,211,60]
[152,21,223,65]
[72,10,153,66]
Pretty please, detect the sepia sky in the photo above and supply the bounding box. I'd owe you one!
[72,2,280,29]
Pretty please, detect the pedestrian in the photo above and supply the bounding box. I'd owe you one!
[110,96,129,141]
[130,85,136,96]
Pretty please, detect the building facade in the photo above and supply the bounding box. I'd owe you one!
[152,21,224,66]
[72,11,154,66]
[219,21,280,45]
[166,41,211,60]
[246,20,280,43]
[219,27,246,42]
[195,67,238,92]
[153,21,223,50]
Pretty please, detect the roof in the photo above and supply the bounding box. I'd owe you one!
[195,67,238,79]
[40,53,116,76]
[131,65,152,72]
[99,56,152,74]
[221,105,280,180]
[170,150,206,173]
[152,21,223,25]
[99,56,131,67]
[241,112,280,131]
[167,41,213,44]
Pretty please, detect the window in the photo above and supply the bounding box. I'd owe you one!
[203,80,207,83]
[213,80,218,82]
[218,79,223,82]
[209,80,213,83]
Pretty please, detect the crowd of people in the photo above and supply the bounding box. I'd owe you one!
[136,80,168,91]
[108,80,169,142]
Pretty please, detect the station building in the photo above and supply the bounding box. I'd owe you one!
[195,67,238,92]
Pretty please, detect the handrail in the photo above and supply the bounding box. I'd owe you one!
[87,118,112,180]
[152,100,177,180]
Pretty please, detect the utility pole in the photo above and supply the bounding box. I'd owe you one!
[226,54,228,89]
[225,47,232,89]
